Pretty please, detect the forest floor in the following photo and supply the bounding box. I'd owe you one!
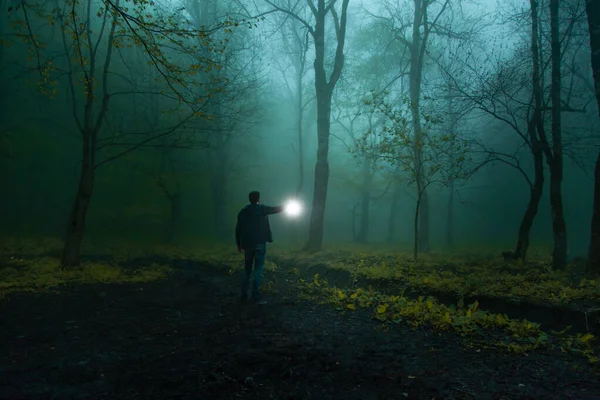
[1,242,600,399]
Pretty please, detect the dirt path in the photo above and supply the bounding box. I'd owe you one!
[1,260,599,400]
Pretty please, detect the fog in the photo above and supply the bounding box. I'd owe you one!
[0,0,598,265]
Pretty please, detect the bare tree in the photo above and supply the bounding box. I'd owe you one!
[273,4,312,196]
[442,0,591,262]
[585,0,600,272]
[265,0,350,252]
[331,19,403,244]
[6,0,232,265]
[369,0,479,252]
[357,92,471,261]
[186,0,267,239]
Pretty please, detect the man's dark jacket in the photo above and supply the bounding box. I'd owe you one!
[235,204,283,250]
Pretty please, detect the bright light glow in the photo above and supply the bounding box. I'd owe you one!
[285,199,302,217]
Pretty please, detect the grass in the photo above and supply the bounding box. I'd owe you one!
[0,235,598,364]
[295,272,598,365]
[0,237,173,299]
[269,245,599,309]
[1,236,597,309]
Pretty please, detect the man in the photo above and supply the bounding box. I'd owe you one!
[235,191,283,303]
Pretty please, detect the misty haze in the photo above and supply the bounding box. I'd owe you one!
[1,0,600,398]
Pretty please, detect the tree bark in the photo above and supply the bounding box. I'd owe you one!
[585,0,600,272]
[511,0,547,262]
[305,0,350,252]
[59,1,116,266]
[296,60,305,195]
[409,0,429,253]
[413,190,422,261]
[548,0,568,269]
[61,136,95,267]
[514,143,544,260]
[306,92,332,250]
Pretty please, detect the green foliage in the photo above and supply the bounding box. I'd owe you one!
[273,248,600,307]
[297,273,598,364]
[0,255,171,299]
[355,92,471,191]
[6,0,262,113]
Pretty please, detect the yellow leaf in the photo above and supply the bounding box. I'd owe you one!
[337,289,345,299]
[443,312,452,323]
[496,314,506,325]
[581,333,595,344]
[377,304,388,314]
[350,292,358,299]
[345,304,356,310]
[466,309,472,317]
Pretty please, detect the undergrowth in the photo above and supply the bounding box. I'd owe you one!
[1,236,598,364]
[1,236,597,309]
[271,248,599,309]
[0,255,172,299]
[295,272,599,365]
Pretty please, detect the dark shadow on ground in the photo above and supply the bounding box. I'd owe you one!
[1,257,599,399]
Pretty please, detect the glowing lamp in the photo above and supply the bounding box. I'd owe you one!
[284,199,302,217]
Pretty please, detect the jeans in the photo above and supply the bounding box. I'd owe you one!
[241,245,266,299]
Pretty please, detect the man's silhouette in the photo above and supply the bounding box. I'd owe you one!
[235,191,283,303]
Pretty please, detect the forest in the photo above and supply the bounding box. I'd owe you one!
[1,0,600,398]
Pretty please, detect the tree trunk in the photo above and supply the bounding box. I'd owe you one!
[510,0,546,262]
[304,0,349,252]
[446,181,455,248]
[296,66,305,195]
[61,138,95,267]
[418,189,430,251]
[548,0,568,269]
[306,100,331,251]
[413,191,422,262]
[514,143,544,260]
[409,0,429,253]
[585,0,600,272]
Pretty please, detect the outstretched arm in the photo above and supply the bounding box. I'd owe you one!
[264,205,284,215]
